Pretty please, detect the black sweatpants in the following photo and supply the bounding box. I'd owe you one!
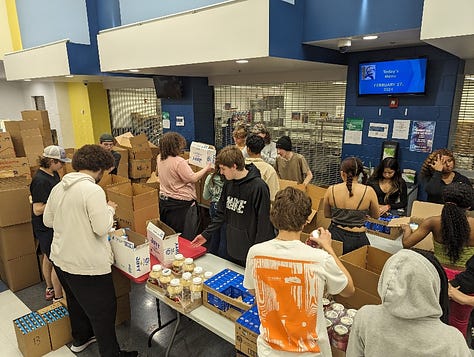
[54,265,120,357]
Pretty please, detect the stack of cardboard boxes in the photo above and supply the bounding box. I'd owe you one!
[115,133,157,180]
[0,177,40,291]
[112,266,132,325]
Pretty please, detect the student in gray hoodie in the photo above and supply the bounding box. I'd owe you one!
[346,249,470,357]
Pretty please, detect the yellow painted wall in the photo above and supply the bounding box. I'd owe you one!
[67,82,95,147]
[4,0,22,52]
[88,82,112,143]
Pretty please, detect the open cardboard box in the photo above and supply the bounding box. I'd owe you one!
[387,200,443,251]
[299,232,343,257]
[146,219,179,267]
[109,228,151,279]
[336,245,392,309]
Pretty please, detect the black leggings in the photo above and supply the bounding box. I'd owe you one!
[328,223,370,255]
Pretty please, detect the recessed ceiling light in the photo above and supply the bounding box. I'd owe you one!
[65,75,74,78]
[363,35,378,40]
[23,79,32,82]
[129,69,140,73]
[235,59,248,64]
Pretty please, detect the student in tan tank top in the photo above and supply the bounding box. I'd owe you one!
[323,156,379,254]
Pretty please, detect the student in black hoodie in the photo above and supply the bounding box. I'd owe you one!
[192,145,275,266]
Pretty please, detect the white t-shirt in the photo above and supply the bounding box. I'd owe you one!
[243,239,348,357]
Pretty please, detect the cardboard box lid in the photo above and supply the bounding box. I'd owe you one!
[115,132,154,151]
[109,228,149,249]
[306,184,327,210]
[106,182,158,211]
[98,172,130,189]
[147,219,176,241]
[411,200,443,218]
[146,171,159,184]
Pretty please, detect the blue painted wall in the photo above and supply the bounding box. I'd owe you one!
[303,0,424,41]
[161,77,214,147]
[342,45,464,198]
[16,0,90,48]
[269,0,347,64]
[119,0,231,25]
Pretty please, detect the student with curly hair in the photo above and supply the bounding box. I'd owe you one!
[402,182,474,338]
[367,157,408,215]
[420,148,471,204]
[244,187,354,357]
[323,157,379,254]
[157,132,211,233]
[44,145,138,356]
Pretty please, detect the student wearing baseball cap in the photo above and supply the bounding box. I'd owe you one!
[99,133,121,175]
[30,145,70,303]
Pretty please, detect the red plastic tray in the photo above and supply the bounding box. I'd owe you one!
[118,236,207,283]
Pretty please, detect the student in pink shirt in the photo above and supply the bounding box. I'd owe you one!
[157,132,211,233]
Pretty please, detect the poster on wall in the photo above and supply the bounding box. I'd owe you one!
[162,112,170,129]
[368,123,389,139]
[344,117,364,145]
[392,119,410,139]
[176,116,185,127]
[409,121,436,153]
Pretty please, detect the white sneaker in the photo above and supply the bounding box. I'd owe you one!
[70,336,96,353]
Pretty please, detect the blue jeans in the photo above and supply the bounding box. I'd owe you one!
[208,202,230,260]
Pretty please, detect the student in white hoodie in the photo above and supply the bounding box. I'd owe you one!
[346,249,470,357]
[43,145,137,357]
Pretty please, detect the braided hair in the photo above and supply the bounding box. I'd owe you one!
[420,148,455,179]
[441,183,473,264]
[340,157,366,197]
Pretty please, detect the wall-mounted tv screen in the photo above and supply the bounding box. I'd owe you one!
[358,58,427,96]
[153,75,183,99]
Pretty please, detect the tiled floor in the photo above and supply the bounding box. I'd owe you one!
[12,280,236,357]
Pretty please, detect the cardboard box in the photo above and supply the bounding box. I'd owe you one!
[0,253,41,292]
[21,110,53,147]
[145,171,160,190]
[0,177,31,227]
[189,142,216,168]
[128,134,152,160]
[115,293,131,326]
[387,200,443,251]
[0,157,31,181]
[14,312,51,357]
[129,158,152,179]
[21,128,44,167]
[98,172,130,190]
[0,223,36,261]
[112,266,131,298]
[4,120,39,157]
[338,246,392,308]
[116,205,159,236]
[109,228,151,278]
[278,179,305,192]
[235,323,258,357]
[146,219,179,267]
[37,302,72,350]
[365,216,402,240]
[306,184,327,210]
[112,146,129,178]
[203,269,254,322]
[0,132,16,159]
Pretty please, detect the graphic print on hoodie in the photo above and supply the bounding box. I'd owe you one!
[202,163,275,262]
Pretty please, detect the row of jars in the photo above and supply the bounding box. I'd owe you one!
[322,299,358,352]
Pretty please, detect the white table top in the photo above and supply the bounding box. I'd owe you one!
[145,253,244,344]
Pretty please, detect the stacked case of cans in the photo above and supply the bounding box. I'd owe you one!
[364,214,399,235]
[204,269,255,312]
[236,304,260,334]
[14,312,46,335]
[323,298,357,352]
[40,305,69,323]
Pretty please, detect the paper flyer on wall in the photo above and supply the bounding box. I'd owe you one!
[392,119,410,139]
[368,123,389,139]
[409,121,436,153]
[344,117,363,144]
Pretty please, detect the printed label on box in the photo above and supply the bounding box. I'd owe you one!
[147,221,179,267]
[189,142,216,168]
